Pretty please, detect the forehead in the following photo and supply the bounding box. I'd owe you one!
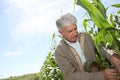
[63,24,77,30]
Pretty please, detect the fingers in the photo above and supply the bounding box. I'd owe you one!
[112,63,120,73]
[103,69,119,80]
[110,54,120,73]
[110,76,119,80]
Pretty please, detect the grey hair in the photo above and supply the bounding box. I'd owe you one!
[56,13,77,30]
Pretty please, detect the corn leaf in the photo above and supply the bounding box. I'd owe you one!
[112,3,120,8]
[77,0,112,29]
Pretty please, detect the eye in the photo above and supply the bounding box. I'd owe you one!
[74,28,77,30]
[67,30,72,33]
[74,27,77,30]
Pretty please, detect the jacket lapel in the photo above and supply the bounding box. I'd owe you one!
[78,33,87,61]
[78,32,96,62]
[68,46,84,71]
[61,38,84,71]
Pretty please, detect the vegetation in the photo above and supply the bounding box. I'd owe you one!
[2,33,63,80]
[1,73,40,80]
[76,0,120,54]
[39,33,63,80]
[2,0,120,80]
[76,0,120,69]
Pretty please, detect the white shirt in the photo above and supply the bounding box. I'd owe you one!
[65,39,86,64]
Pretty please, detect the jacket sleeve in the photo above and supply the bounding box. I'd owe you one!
[55,45,105,80]
[99,44,117,60]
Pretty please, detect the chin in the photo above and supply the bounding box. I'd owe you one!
[72,40,77,43]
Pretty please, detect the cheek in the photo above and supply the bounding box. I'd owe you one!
[66,34,71,39]
[65,33,71,39]
[69,34,74,40]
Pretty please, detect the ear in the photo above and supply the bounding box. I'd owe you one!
[58,30,64,36]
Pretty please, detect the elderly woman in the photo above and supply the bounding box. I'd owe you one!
[55,13,120,80]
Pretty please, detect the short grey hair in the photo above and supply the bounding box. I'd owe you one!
[56,13,77,30]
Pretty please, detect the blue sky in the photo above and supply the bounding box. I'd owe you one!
[0,0,119,79]
[0,0,83,78]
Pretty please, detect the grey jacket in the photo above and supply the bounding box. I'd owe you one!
[55,32,111,80]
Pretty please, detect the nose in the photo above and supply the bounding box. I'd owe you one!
[73,30,78,36]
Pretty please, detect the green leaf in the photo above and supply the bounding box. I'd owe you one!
[117,10,120,14]
[52,33,55,42]
[93,0,106,18]
[112,4,120,8]
[77,0,111,29]
[83,19,89,32]
[109,14,115,27]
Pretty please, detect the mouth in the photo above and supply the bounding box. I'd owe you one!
[74,35,78,38]
[72,36,78,41]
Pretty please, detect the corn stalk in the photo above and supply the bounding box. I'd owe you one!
[76,0,120,55]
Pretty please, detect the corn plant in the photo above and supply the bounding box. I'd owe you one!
[39,33,63,80]
[76,0,120,55]
[75,0,120,69]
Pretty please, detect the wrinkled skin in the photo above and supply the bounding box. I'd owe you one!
[103,69,119,80]
[110,54,120,73]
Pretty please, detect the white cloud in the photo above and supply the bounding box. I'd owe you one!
[7,0,65,16]
[5,51,23,56]
[10,9,58,39]
[11,13,56,37]
[9,0,74,38]
[7,0,78,43]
